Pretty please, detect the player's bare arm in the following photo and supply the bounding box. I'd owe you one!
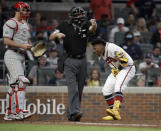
[3,37,32,50]
[89,19,97,33]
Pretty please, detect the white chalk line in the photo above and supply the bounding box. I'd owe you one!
[62,121,161,128]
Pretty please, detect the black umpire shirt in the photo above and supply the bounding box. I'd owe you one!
[57,20,90,56]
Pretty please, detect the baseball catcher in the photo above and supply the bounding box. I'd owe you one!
[3,2,32,120]
[91,38,136,120]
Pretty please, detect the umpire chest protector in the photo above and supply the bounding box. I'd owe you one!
[57,21,90,56]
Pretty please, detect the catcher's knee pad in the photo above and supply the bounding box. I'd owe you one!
[17,76,30,91]
[8,74,30,90]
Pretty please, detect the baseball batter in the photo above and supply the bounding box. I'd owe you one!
[3,2,32,120]
[91,38,136,120]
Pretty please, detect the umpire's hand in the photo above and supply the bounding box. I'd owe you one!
[49,32,66,41]
[90,19,97,26]
[56,33,66,39]
[89,19,97,32]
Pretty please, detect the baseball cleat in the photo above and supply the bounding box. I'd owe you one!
[22,110,32,119]
[68,112,82,122]
[15,111,24,120]
[102,115,115,120]
[4,114,16,121]
[106,100,122,120]
[106,108,121,120]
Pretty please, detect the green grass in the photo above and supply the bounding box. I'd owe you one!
[0,123,160,131]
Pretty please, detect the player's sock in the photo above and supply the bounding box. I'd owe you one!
[114,92,123,102]
[104,94,114,109]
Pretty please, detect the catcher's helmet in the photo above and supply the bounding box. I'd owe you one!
[14,2,31,19]
[69,7,86,24]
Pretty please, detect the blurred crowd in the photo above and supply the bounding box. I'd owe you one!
[0,0,161,87]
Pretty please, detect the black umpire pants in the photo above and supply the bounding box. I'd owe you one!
[64,57,87,118]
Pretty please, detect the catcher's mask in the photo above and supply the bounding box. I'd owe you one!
[69,7,86,25]
[14,2,31,19]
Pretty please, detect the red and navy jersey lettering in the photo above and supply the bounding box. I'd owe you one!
[106,57,117,64]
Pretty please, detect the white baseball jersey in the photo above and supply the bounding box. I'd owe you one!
[103,42,134,68]
[3,18,30,50]
[102,42,136,96]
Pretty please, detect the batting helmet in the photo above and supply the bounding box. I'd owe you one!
[14,2,31,19]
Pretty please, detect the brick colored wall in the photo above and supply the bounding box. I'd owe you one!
[0,87,161,122]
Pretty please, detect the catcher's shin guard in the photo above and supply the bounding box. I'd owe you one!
[5,86,16,115]
[14,89,27,120]
[15,76,30,113]
[6,93,12,115]
[106,100,121,120]
[15,91,26,113]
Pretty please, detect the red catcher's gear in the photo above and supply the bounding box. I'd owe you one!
[14,2,31,19]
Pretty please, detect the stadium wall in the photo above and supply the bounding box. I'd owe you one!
[0,86,161,122]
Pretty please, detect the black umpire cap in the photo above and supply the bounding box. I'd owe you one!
[91,38,106,46]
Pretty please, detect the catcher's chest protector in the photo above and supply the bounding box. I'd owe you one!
[4,18,30,46]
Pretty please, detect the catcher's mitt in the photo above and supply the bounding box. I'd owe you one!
[31,41,47,57]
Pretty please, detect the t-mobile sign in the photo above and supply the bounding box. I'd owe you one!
[0,99,66,115]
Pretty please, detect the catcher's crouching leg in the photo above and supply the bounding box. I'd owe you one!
[14,76,32,120]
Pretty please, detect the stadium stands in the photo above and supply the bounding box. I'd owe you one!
[146,68,161,86]
[0,0,160,87]
[37,67,55,85]
[139,43,153,56]
[114,32,125,45]
[140,32,153,44]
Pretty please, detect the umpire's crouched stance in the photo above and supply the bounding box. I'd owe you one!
[49,7,97,121]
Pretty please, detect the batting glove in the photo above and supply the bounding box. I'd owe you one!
[111,68,119,77]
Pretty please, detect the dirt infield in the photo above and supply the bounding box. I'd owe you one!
[0,119,161,129]
[0,113,161,129]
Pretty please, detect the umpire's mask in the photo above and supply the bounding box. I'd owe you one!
[69,7,87,26]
